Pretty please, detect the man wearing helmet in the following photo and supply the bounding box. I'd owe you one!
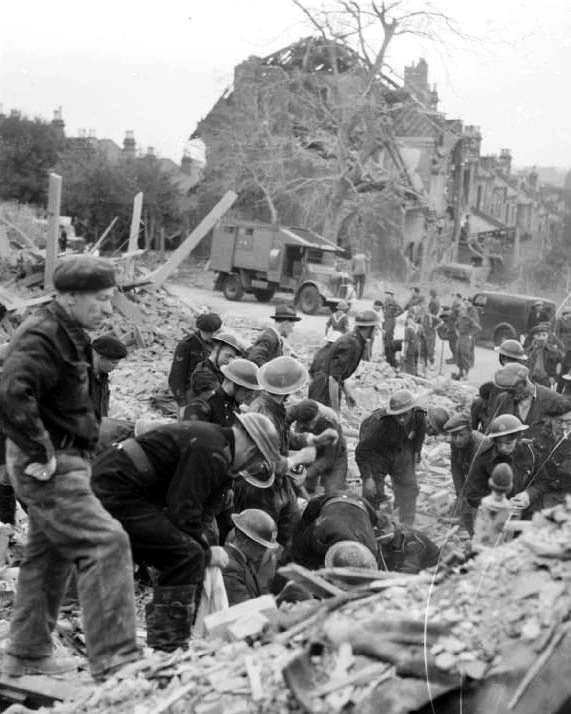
[356,390,426,525]
[189,331,246,398]
[91,412,280,652]
[223,509,280,606]
[465,414,550,516]
[184,358,261,425]
[308,309,379,411]
[169,313,222,409]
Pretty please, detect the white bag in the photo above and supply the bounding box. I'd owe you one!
[194,566,229,637]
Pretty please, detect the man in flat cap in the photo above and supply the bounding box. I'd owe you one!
[247,305,301,367]
[91,335,128,420]
[169,313,222,412]
[382,291,404,368]
[0,256,140,681]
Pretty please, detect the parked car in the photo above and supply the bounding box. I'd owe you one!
[471,291,556,345]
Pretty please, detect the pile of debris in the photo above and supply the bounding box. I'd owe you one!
[19,499,571,714]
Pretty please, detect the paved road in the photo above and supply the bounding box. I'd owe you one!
[167,282,498,388]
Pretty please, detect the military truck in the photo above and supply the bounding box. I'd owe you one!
[208,220,350,314]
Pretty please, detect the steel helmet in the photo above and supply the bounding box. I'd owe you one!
[354,310,379,327]
[212,331,246,355]
[488,414,528,439]
[231,509,279,550]
[489,463,513,492]
[221,359,261,391]
[494,339,527,362]
[426,406,450,434]
[234,412,281,469]
[324,541,378,569]
[258,356,308,395]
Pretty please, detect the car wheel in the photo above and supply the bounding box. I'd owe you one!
[494,324,517,346]
[297,285,322,314]
[223,274,244,301]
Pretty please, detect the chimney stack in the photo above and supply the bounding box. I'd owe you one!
[123,130,136,158]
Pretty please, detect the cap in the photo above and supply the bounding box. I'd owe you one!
[324,541,378,569]
[533,300,544,307]
[271,305,301,322]
[530,322,551,336]
[386,390,417,415]
[92,335,128,360]
[494,363,529,389]
[494,339,527,362]
[354,309,379,327]
[53,256,116,293]
[196,313,222,333]
[443,414,472,433]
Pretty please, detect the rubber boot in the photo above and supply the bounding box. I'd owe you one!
[145,585,196,652]
[0,484,16,525]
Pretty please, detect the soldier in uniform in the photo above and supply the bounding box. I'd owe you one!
[247,305,301,367]
[189,331,246,398]
[184,358,261,426]
[383,291,404,368]
[168,313,222,409]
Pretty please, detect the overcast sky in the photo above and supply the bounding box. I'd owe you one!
[1,0,570,168]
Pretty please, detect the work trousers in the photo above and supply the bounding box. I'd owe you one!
[450,466,474,535]
[92,449,208,588]
[305,454,348,495]
[5,441,139,678]
[353,274,366,299]
[384,334,398,368]
[358,446,418,525]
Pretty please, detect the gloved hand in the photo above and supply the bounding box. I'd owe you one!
[25,456,57,482]
[362,477,377,501]
[210,546,229,570]
[510,490,530,510]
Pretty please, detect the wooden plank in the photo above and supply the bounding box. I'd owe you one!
[278,563,344,599]
[146,191,237,287]
[90,216,118,255]
[44,173,62,291]
[125,192,143,281]
[111,291,146,325]
[0,215,44,257]
[0,674,78,708]
[203,594,276,639]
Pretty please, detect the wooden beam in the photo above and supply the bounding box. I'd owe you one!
[146,191,237,287]
[0,215,44,257]
[90,216,118,255]
[44,173,62,291]
[125,192,143,280]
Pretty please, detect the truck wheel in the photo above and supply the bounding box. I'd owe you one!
[494,323,517,346]
[223,274,244,301]
[297,285,322,314]
[253,288,275,302]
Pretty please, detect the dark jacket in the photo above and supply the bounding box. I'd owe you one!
[379,524,440,574]
[189,358,224,399]
[527,344,563,386]
[246,328,282,367]
[0,301,99,462]
[308,329,367,406]
[465,439,550,513]
[291,491,378,570]
[184,386,237,426]
[489,384,571,455]
[92,371,110,420]
[249,392,289,455]
[92,422,234,545]
[356,407,426,471]
[301,416,347,489]
[168,331,213,406]
[383,299,404,335]
[222,543,265,606]
[450,431,487,496]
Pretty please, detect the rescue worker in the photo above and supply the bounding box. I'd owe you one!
[0,343,15,525]
[189,331,245,398]
[233,357,333,550]
[91,335,128,419]
[425,406,450,436]
[184,358,261,425]
[443,413,487,534]
[357,390,426,525]
[247,305,300,367]
[291,491,378,570]
[383,291,404,368]
[91,412,281,651]
[428,288,440,317]
[526,322,563,388]
[287,399,347,494]
[404,287,425,311]
[223,509,279,606]
[325,301,350,340]
[494,339,528,367]
[0,256,140,680]
[526,300,551,337]
[308,310,379,410]
[465,414,550,517]
[375,513,440,574]
[168,313,222,408]
[351,251,369,299]
[323,541,378,570]
[446,293,463,363]
[489,363,571,460]
[453,304,480,380]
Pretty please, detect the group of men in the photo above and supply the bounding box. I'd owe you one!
[3,251,569,685]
